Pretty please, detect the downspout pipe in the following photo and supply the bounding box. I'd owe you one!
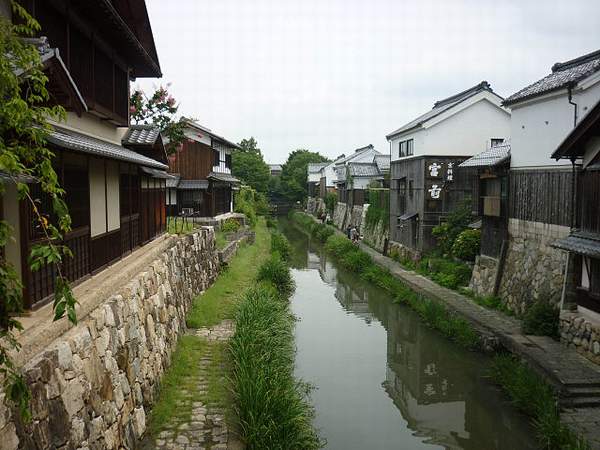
[568,85,578,127]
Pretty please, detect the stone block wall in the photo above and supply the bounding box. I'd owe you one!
[497,219,569,314]
[469,255,500,298]
[362,215,389,254]
[387,241,421,263]
[0,229,220,450]
[333,203,347,230]
[560,312,600,365]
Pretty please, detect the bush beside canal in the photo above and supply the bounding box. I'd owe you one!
[229,233,323,450]
[490,354,589,450]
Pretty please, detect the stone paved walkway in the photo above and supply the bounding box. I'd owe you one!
[140,321,243,450]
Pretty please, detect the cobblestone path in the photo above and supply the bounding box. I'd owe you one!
[141,321,243,450]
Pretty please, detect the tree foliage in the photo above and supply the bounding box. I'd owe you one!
[130,85,186,154]
[1,1,78,418]
[232,137,270,194]
[279,149,329,202]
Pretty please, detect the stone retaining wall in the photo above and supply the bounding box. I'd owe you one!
[362,214,389,254]
[0,229,220,450]
[469,255,500,298]
[560,312,600,366]
[497,219,569,314]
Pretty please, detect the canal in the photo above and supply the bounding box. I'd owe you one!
[279,219,537,450]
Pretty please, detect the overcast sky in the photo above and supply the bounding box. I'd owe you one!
[136,0,600,164]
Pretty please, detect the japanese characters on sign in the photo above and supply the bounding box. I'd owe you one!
[426,160,457,200]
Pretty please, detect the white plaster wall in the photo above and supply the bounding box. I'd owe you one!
[167,188,177,205]
[510,81,600,169]
[425,99,510,156]
[353,177,375,189]
[89,160,107,237]
[50,112,126,145]
[322,163,337,187]
[106,161,120,232]
[308,172,321,183]
[3,183,21,279]
[389,129,424,162]
[184,128,211,146]
[212,146,232,174]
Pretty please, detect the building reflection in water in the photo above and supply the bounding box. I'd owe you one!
[308,246,534,450]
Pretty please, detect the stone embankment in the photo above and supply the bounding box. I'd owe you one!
[0,228,220,450]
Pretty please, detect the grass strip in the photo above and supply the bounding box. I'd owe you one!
[186,219,270,328]
[489,354,590,450]
[229,233,323,450]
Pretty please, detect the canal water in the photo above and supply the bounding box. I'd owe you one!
[279,220,537,450]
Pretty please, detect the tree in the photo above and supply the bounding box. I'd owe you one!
[130,85,186,154]
[232,137,270,194]
[1,1,78,418]
[279,150,329,202]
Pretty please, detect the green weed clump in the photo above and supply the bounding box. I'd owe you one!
[418,257,472,290]
[490,354,589,450]
[522,300,560,338]
[290,212,334,243]
[257,254,295,298]
[221,218,241,233]
[271,231,292,262]
[230,280,322,448]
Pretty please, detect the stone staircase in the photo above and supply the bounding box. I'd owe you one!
[561,383,600,408]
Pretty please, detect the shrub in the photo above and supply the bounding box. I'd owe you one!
[257,255,295,298]
[221,218,241,233]
[271,232,292,262]
[324,235,356,257]
[452,229,481,261]
[230,285,322,450]
[266,217,277,229]
[324,192,337,215]
[421,257,472,290]
[340,250,372,272]
[431,199,473,256]
[522,300,559,338]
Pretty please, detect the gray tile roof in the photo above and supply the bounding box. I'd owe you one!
[208,172,240,184]
[140,166,176,179]
[374,154,390,171]
[178,180,209,190]
[122,125,161,146]
[386,81,498,139]
[47,127,168,169]
[269,164,283,171]
[505,49,600,105]
[308,163,327,173]
[552,232,600,259]
[335,145,379,165]
[459,143,511,168]
[166,174,180,188]
[347,162,381,177]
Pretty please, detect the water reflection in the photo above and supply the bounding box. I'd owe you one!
[280,220,535,450]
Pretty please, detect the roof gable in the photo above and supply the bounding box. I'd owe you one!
[386,81,504,139]
[505,49,600,106]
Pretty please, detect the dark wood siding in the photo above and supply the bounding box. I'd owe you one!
[579,170,600,235]
[168,141,213,180]
[509,169,572,226]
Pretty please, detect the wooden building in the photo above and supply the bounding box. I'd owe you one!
[389,155,477,256]
[166,120,240,217]
[552,99,600,314]
[307,163,327,199]
[1,0,167,309]
[459,142,511,259]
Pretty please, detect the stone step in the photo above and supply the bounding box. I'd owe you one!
[564,386,600,398]
[560,396,600,408]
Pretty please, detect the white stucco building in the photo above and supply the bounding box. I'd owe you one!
[386,81,510,162]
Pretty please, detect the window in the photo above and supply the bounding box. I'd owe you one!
[398,178,407,214]
[491,138,504,147]
[213,149,220,166]
[225,153,232,169]
[398,139,414,157]
[406,139,414,156]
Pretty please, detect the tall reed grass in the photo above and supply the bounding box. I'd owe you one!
[489,354,589,450]
[229,230,322,449]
